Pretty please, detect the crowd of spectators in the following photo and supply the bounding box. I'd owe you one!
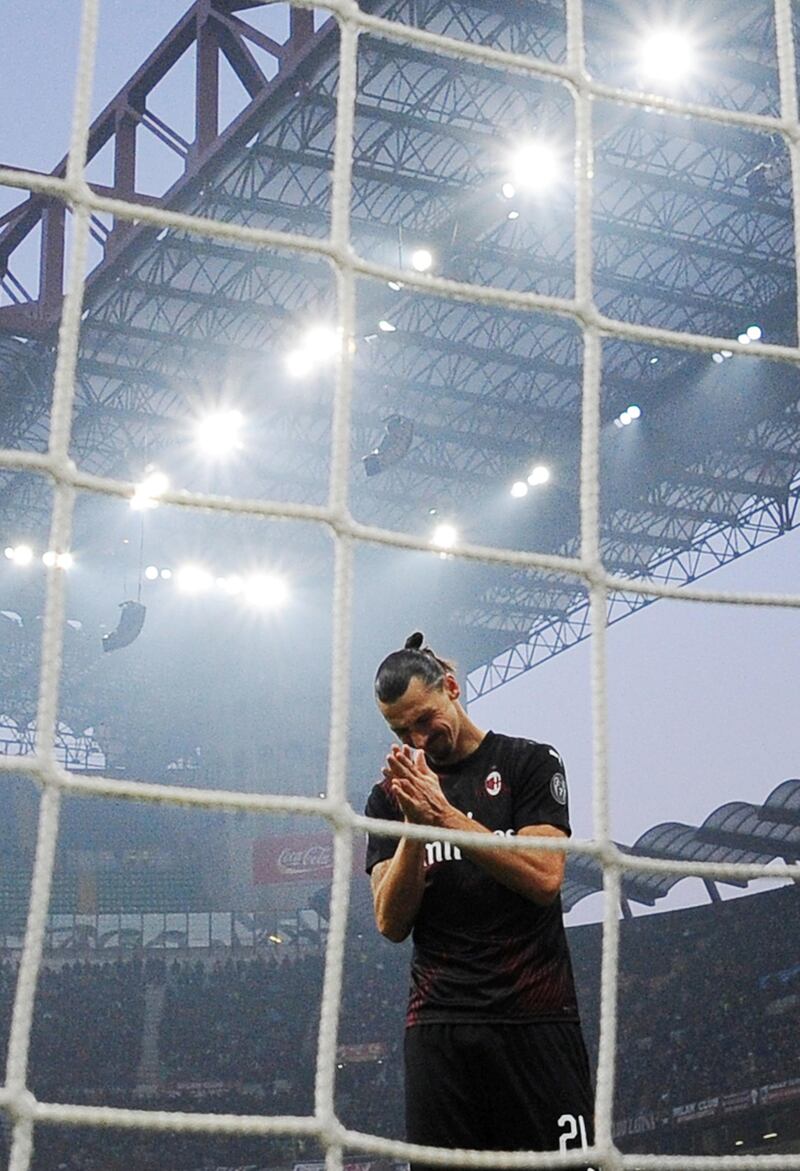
[569,885,800,1120]
[0,886,796,1170]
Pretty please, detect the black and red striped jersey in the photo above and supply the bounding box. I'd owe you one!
[365,730,580,1027]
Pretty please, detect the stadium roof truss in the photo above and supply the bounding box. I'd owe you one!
[0,0,799,695]
[560,778,800,916]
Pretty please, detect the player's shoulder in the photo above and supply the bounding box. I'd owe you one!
[491,732,564,770]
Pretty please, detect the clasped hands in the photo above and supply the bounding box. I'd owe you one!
[383,744,456,826]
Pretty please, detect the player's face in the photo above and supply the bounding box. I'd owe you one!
[379,674,462,766]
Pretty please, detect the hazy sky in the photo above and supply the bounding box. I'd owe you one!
[2,2,798,923]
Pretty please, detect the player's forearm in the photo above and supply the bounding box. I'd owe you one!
[440,810,564,906]
[372,837,426,942]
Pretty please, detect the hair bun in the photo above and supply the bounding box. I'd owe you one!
[404,631,425,651]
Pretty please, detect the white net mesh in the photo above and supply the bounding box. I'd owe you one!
[1,1,800,1169]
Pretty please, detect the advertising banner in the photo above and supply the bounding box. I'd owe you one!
[253,833,353,884]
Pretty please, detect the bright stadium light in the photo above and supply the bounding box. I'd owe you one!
[218,574,243,596]
[410,248,433,273]
[176,564,213,594]
[43,550,74,569]
[501,182,516,200]
[131,469,168,511]
[160,568,172,580]
[305,324,341,359]
[5,544,34,566]
[508,141,560,193]
[527,465,551,487]
[510,480,529,498]
[195,409,243,456]
[243,573,289,609]
[286,325,341,378]
[285,349,315,379]
[430,522,458,550]
[747,324,762,340]
[639,29,696,86]
[144,565,159,581]
[627,404,642,420]
[737,332,751,345]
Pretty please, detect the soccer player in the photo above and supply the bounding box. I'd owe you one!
[365,632,594,1170]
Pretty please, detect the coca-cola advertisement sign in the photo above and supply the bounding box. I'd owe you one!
[253,833,358,884]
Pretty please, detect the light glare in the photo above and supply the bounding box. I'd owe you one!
[176,565,213,593]
[527,465,551,486]
[430,523,458,550]
[131,470,168,510]
[509,142,560,192]
[411,248,433,273]
[144,565,159,581]
[510,481,529,498]
[285,349,314,378]
[639,29,696,85]
[305,325,341,359]
[243,573,289,609]
[195,410,243,456]
[7,545,33,566]
[747,324,762,340]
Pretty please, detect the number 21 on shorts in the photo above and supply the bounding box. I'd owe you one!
[558,1113,591,1156]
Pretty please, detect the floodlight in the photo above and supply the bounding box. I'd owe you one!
[243,573,289,609]
[746,324,762,340]
[131,470,168,510]
[508,141,560,193]
[160,568,172,580]
[639,29,696,85]
[737,332,751,345]
[218,574,243,595]
[510,481,529,498]
[195,409,243,456]
[378,320,397,332]
[43,550,73,569]
[430,523,458,550]
[501,182,516,200]
[410,248,433,273]
[306,324,341,359]
[527,465,551,486]
[619,411,632,426]
[6,544,33,566]
[627,404,642,420]
[285,349,314,378]
[176,565,213,593]
[144,565,159,581]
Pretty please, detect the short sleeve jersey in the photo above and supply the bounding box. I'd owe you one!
[365,731,580,1026]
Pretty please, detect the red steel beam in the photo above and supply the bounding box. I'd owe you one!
[0,0,332,339]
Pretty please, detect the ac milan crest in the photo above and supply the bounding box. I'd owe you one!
[484,769,502,796]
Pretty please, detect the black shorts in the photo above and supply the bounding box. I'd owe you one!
[404,1021,594,1171]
